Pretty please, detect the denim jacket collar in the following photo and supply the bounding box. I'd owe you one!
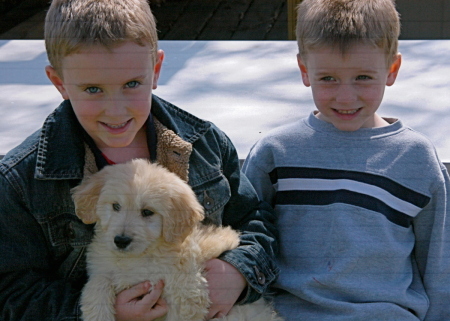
[151,95,211,144]
[34,95,211,181]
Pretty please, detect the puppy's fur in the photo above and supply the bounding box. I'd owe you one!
[72,159,281,321]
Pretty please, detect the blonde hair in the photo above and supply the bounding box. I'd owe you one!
[296,0,400,66]
[45,0,158,74]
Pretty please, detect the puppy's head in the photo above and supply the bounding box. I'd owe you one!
[71,159,204,253]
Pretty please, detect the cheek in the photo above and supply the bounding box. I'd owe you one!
[128,84,152,103]
[70,96,104,119]
[129,99,152,120]
[361,86,385,104]
[311,86,334,105]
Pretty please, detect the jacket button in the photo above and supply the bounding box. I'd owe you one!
[254,266,266,285]
[66,222,76,239]
[203,191,215,210]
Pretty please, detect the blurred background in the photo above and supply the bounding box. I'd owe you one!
[1,0,449,41]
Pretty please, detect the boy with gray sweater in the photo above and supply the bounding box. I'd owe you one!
[242,0,450,319]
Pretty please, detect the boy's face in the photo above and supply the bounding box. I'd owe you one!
[298,44,401,131]
[46,41,164,149]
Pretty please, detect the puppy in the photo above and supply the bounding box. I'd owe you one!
[72,159,282,321]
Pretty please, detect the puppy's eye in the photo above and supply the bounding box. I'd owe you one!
[141,209,154,217]
[112,203,121,212]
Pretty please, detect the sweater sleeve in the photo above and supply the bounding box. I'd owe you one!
[413,164,450,320]
[241,139,278,208]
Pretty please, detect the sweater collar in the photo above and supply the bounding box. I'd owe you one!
[305,111,404,139]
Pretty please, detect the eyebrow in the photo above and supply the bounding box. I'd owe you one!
[314,68,380,75]
[76,74,148,88]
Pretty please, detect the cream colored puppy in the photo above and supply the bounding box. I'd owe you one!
[72,159,281,321]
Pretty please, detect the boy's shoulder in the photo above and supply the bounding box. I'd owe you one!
[0,100,85,178]
[152,96,212,132]
[393,124,443,164]
[255,117,309,145]
[246,117,310,165]
[378,118,438,152]
[0,130,40,174]
[152,95,235,148]
[254,118,311,149]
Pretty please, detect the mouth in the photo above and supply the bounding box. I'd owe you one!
[333,108,361,115]
[101,120,131,129]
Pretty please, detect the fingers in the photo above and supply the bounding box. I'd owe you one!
[115,280,168,321]
[140,280,164,306]
[206,310,227,320]
[206,307,230,320]
[140,281,167,319]
[146,297,168,319]
[116,281,152,304]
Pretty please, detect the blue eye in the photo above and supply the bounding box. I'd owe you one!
[321,76,335,82]
[357,75,372,80]
[125,81,140,88]
[85,87,102,94]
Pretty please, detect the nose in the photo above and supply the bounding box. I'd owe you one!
[104,94,128,117]
[335,84,357,103]
[114,235,132,249]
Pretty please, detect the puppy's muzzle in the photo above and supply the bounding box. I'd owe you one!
[114,235,133,249]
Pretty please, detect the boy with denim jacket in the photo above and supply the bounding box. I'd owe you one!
[0,0,278,319]
[243,0,450,320]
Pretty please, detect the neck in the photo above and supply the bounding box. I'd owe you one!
[373,114,390,128]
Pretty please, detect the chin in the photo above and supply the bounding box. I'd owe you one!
[102,138,135,148]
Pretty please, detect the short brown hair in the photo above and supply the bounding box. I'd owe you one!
[45,0,158,74]
[296,0,400,65]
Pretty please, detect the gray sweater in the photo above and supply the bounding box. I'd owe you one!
[243,113,450,320]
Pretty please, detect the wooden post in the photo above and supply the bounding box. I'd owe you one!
[287,0,302,40]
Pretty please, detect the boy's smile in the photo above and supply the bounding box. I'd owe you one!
[298,44,401,131]
[46,41,164,154]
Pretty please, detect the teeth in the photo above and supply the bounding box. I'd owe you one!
[336,109,359,115]
[105,121,128,129]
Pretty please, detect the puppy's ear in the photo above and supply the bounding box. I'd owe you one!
[163,187,205,244]
[71,173,106,224]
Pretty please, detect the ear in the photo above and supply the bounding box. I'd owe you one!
[152,50,165,90]
[71,173,106,224]
[386,53,402,87]
[297,54,311,87]
[45,65,70,100]
[163,187,204,244]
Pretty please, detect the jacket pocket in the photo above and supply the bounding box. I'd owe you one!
[46,211,94,248]
[193,172,231,225]
[37,209,94,280]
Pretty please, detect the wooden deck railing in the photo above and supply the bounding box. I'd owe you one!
[287,0,302,40]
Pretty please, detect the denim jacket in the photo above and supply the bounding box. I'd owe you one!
[0,95,279,320]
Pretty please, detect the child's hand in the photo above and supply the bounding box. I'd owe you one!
[204,258,247,320]
[115,280,168,321]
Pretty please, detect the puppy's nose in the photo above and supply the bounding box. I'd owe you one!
[114,235,132,249]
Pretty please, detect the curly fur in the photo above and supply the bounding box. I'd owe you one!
[71,159,281,321]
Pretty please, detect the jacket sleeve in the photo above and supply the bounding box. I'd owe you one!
[215,133,280,304]
[0,173,82,320]
[414,164,450,320]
